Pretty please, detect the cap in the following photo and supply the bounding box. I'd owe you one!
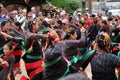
[77,12,82,15]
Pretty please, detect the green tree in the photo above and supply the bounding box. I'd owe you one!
[46,0,81,13]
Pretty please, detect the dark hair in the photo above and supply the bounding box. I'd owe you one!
[1,20,9,29]
[101,20,107,25]
[90,14,96,17]
[15,22,21,27]
[85,14,88,17]
[6,42,13,50]
[42,21,50,28]
[57,20,62,25]
[64,27,76,40]
[0,7,2,13]
[28,20,36,32]
[96,32,110,51]
[59,73,90,80]
[14,21,22,30]
[79,20,85,26]
[108,17,113,21]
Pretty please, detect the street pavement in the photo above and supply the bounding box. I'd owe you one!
[15,59,92,80]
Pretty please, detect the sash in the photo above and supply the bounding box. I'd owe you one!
[25,59,43,70]
[78,50,95,65]
[44,57,61,67]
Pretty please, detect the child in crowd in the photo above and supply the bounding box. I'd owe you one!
[0,42,16,80]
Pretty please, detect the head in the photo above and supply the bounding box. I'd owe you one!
[12,22,21,31]
[64,27,77,40]
[36,17,42,26]
[100,20,107,27]
[27,12,33,20]
[31,7,36,13]
[46,13,51,19]
[22,8,27,17]
[47,31,60,47]
[28,20,39,33]
[10,10,18,18]
[18,8,23,15]
[56,20,62,27]
[1,20,10,33]
[77,12,82,19]
[3,43,15,55]
[96,32,111,52]
[91,18,98,25]
[79,20,85,28]
[38,12,43,16]
[84,14,88,20]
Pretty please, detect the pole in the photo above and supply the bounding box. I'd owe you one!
[89,0,92,14]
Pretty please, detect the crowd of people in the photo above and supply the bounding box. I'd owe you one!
[0,3,120,80]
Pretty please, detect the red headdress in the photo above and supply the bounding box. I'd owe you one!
[48,31,60,43]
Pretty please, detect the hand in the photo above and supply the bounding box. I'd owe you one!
[0,4,3,8]
[81,27,86,33]
[0,58,3,63]
[1,61,9,68]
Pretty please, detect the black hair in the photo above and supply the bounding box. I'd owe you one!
[42,21,50,28]
[1,20,9,29]
[64,27,76,40]
[90,14,96,17]
[108,17,113,21]
[14,21,21,27]
[69,25,81,39]
[101,20,107,25]
[6,42,13,50]
[14,21,22,30]
[28,20,36,32]
[57,20,62,25]
[79,20,85,26]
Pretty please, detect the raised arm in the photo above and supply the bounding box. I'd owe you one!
[0,30,13,39]
[24,31,47,41]
[65,27,87,48]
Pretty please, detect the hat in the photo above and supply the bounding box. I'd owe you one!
[77,12,82,15]
[11,10,17,14]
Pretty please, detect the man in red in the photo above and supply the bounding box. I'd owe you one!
[84,14,91,30]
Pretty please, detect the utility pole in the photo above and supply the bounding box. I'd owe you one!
[82,0,86,13]
[89,0,92,14]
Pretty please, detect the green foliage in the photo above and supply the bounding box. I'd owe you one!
[46,0,81,13]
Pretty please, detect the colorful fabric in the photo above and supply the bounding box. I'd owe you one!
[44,57,61,67]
